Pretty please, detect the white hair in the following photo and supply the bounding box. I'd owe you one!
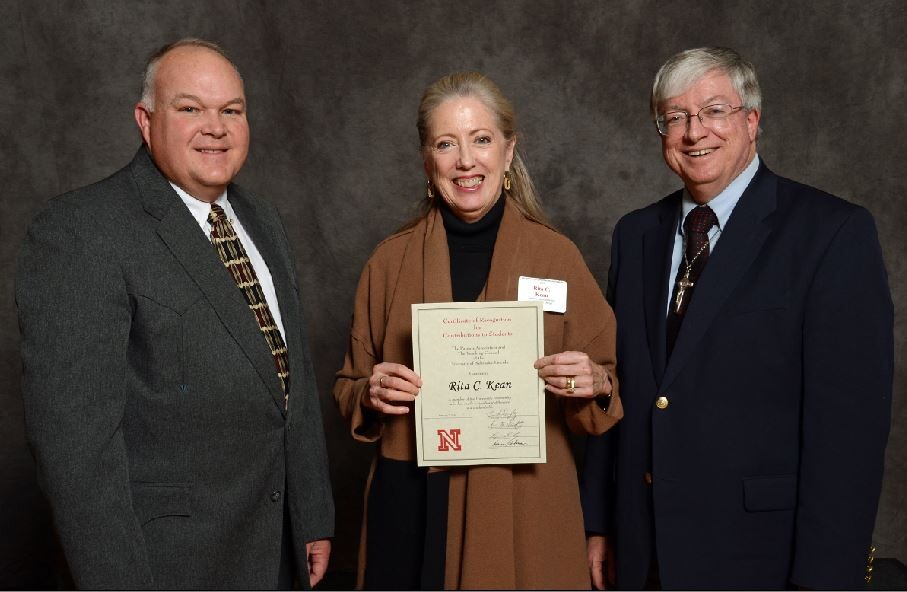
[651,47,761,118]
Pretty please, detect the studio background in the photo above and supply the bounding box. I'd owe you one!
[1,1,904,587]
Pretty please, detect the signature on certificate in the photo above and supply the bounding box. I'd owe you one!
[487,409,532,447]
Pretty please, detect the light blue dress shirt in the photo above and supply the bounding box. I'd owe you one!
[665,154,761,317]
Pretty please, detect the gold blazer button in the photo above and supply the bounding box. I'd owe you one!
[656,396,669,409]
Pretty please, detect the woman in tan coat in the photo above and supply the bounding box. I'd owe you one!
[334,72,622,590]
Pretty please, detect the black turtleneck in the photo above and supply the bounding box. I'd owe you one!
[440,195,506,302]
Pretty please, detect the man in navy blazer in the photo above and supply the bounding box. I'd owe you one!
[17,39,333,589]
[581,47,892,589]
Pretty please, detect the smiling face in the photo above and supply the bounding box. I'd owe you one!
[659,70,759,203]
[423,96,515,223]
[134,46,249,202]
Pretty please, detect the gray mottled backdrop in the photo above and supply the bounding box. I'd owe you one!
[1,0,904,587]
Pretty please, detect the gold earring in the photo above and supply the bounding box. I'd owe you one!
[503,171,512,191]
[426,181,434,199]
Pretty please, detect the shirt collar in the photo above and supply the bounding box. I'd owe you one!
[680,154,760,235]
[170,183,231,228]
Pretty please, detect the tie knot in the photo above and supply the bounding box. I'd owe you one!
[684,205,718,235]
[208,203,227,224]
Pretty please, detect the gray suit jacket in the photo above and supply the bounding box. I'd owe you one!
[16,146,334,589]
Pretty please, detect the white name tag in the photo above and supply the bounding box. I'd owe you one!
[518,276,567,313]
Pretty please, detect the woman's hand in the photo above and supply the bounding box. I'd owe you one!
[363,362,422,415]
[534,351,612,399]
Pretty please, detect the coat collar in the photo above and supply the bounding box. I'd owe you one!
[128,145,289,413]
[418,197,528,304]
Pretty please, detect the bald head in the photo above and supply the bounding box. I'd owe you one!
[140,38,243,112]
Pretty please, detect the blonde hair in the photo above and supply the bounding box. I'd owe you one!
[409,72,549,227]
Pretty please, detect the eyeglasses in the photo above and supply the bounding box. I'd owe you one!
[655,103,744,136]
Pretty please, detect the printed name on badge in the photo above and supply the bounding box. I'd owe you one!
[517,276,567,313]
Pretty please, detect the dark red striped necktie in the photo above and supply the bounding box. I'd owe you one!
[666,205,718,358]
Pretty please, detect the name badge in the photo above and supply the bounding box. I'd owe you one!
[518,276,567,313]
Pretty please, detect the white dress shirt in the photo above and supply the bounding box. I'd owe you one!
[171,183,287,340]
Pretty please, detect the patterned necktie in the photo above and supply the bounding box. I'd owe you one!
[208,204,290,408]
[666,205,719,357]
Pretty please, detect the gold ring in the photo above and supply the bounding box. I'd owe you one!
[565,376,575,392]
[379,376,386,388]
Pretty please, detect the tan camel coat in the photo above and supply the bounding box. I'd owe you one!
[334,198,623,589]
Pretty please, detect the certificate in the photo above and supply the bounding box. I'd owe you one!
[411,301,546,467]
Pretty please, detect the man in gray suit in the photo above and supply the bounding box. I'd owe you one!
[16,39,334,589]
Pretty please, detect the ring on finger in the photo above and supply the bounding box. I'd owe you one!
[379,376,386,388]
[565,376,575,393]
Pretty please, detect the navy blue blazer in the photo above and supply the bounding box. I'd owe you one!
[581,163,892,589]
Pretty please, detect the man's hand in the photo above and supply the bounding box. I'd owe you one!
[306,538,331,588]
[587,535,615,590]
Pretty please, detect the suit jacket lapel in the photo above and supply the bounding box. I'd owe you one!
[660,164,778,394]
[130,147,286,411]
[643,194,681,383]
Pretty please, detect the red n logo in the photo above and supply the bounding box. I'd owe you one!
[436,428,462,451]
